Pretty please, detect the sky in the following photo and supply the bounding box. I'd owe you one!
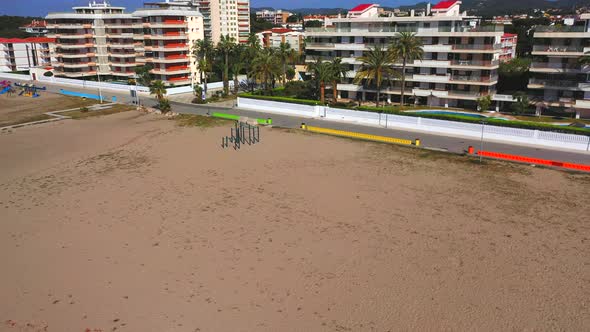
[1,0,422,17]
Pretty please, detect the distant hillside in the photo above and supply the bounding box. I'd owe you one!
[0,16,41,38]
[256,0,590,18]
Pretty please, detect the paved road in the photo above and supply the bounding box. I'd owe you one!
[8,77,590,164]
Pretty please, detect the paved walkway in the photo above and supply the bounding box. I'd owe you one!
[7,77,590,164]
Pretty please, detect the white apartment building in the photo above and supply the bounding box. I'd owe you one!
[197,0,250,44]
[257,28,305,53]
[256,9,292,25]
[528,14,590,118]
[46,1,204,86]
[306,1,504,108]
[0,37,54,72]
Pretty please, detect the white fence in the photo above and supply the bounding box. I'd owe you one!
[166,81,230,95]
[0,73,31,81]
[38,76,150,93]
[237,97,590,152]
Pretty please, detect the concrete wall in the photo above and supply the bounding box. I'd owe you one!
[238,97,590,152]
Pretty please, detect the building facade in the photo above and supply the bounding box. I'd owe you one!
[528,14,590,118]
[305,1,504,108]
[256,10,292,25]
[499,33,517,62]
[0,37,54,72]
[19,20,49,36]
[197,0,250,44]
[46,1,204,86]
[257,28,305,53]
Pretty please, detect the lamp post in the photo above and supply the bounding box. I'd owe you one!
[480,119,486,163]
[96,71,103,103]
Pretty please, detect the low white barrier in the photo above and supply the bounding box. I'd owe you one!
[0,73,31,81]
[165,81,235,95]
[237,97,590,151]
[37,76,150,93]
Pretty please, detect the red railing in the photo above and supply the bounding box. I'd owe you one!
[168,76,189,81]
[477,150,590,172]
[165,54,187,59]
[164,19,184,24]
[164,43,186,48]
[165,65,188,71]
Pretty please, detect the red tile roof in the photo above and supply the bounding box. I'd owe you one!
[0,37,55,44]
[23,20,47,28]
[432,0,458,10]
[349,4,374,12]
[271,28,293,34]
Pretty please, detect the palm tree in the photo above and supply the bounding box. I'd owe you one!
[230,44,247,95]
[250,48,281,92]
[354,46,396,107]
[247,32,261,50]
[389,32,423,107]
[277,42,296,85]
[149,80,167,102]
[196,58,211,99]
[192,39,213,85]
[216,34,236,95]
[327,57,348,103]
[307,58,333,104]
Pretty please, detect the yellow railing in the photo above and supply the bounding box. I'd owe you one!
[301,124,417,146]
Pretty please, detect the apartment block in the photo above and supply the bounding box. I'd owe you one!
[499,33,517,62]
[197,0,251,44]
[257,28,305,53]
[528,14,590,118]
[46,1,204,86]
[305,1,504,108]
[0,37,54,72]
[256,10,292,25]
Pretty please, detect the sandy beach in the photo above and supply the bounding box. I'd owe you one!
[1,111,589,331]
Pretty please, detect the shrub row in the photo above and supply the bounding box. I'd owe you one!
[239,93,321,106]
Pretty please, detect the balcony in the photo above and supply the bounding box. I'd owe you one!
[306,42,335,49]
[450,75,498,83]
[528,78,581,88]
[438,26,504,33]
[451,43,502,51]
[412,74,450,83]
[532,45,585,55]
[535,26,587,33]
[530,62,584,72]
[450,59,499,67]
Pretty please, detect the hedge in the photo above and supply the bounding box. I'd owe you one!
[238,95,590,137]
[239,93,321,106]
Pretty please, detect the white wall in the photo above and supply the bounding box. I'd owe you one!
[238,97,590,152]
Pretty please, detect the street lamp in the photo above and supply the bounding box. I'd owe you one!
[479,119,486,163]
[96,71,103,103]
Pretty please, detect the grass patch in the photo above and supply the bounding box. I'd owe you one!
[512,115,590,125]
[1,114,53,127]
[174,114,233,128]
[61,104,136,119]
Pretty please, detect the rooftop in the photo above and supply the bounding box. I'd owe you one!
[349,4,374,12]
[432,0,459,10]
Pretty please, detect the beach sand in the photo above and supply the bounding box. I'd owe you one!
[1,111,589,331]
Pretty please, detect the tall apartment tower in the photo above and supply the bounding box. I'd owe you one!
[306,1,504,108]
[197,0,250,44]
[528,14,590,119]
[46,1,204,86]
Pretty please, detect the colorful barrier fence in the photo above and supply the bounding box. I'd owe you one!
[301,124,416,146]
[477,150,590,172]
[210,112,272,125]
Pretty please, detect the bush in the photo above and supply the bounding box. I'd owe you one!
[79,106,89,113]
[158,98,171,113]
[239,93,321,106]
[192,97,206,104]
[43,71,53,77]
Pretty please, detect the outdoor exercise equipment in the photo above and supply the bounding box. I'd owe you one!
[14,82,46,98]
[0,80,15,95]
[222,120,260,150]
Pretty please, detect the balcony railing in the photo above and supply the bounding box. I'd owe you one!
[450,59,499,66]
[529,78,580,87]
[451,43,502,50]
[535,26,587,33]
[532,45,585,53]
[451,75,499,82]
[530,62,581,70]
[306,43,335,48]
[438,26,504,33]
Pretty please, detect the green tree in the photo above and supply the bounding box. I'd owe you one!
[327,57,348,103]
[230,44,248,95]
[192,39,214,88]
[197,58,211,97]
[286,15,299,23]
[216,34,236,95]
[304,20,323,28]
[353,46,396,107]
[511,92,530,115]
[307,58,333,104]
[134,64,153,87]
[389,32,423,107]
[497,58,531,93]
[286,67,296,81]
[578,51,590,66]
[250,16,274,33]
[250,48,281,92]
[149,80,167,102]
[277,42,296,85]
[477,95,492,112]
